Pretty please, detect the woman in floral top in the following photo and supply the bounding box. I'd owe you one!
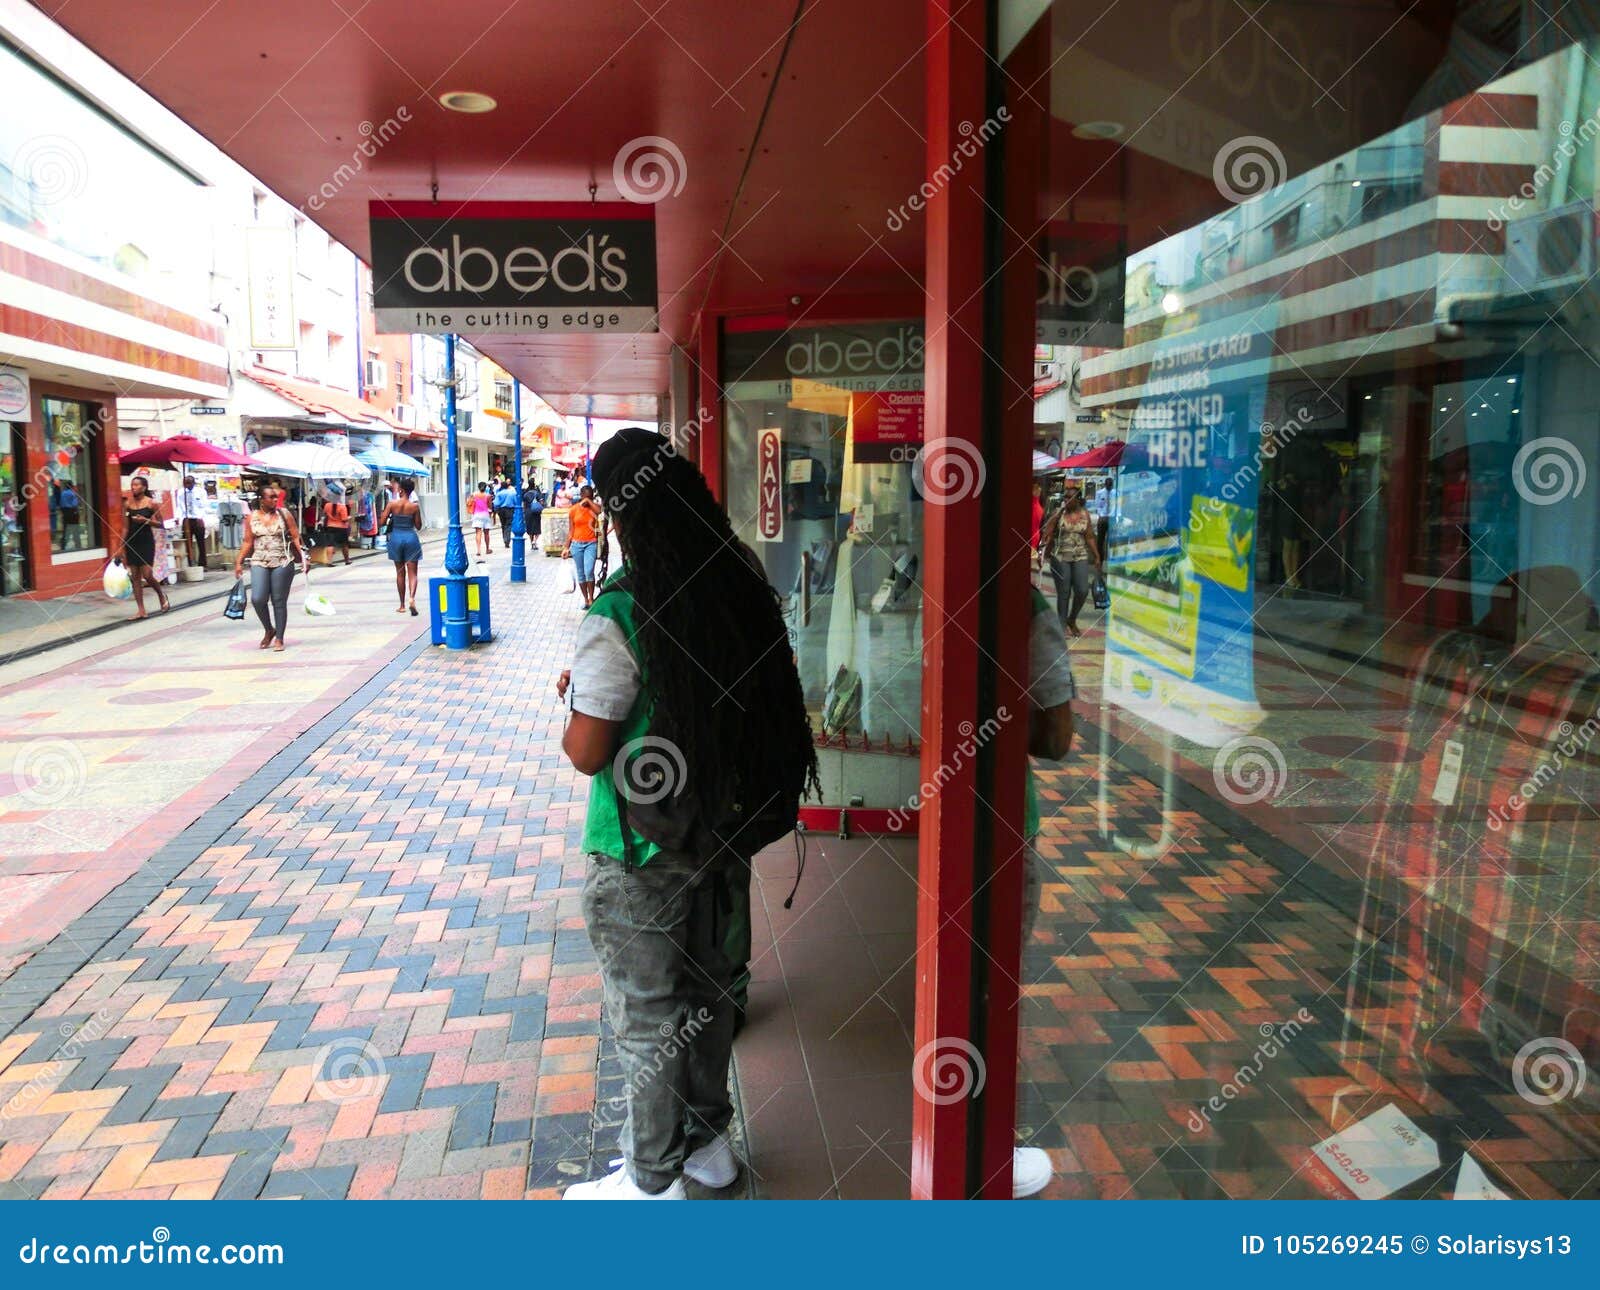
[1041,487,1101,637]
[233,485,306,652]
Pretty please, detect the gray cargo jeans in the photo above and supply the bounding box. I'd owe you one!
[582,850,741,1193]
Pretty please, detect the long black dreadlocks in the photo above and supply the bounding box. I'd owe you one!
[592,430,820,818]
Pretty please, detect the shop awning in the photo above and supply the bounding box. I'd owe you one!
[252,441,368,479]
[354,446,429,477]
[241,366,411,435]
[1054,440,1126,471]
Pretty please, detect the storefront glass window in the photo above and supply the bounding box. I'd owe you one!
[42,397,100,553]
[724,322,926,797]
[0,40,210,304]
[1,419,29,594]
[999,1,1600,1200]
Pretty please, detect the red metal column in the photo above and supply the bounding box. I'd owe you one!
[913,0,1030,1199]
[695,310,724,503]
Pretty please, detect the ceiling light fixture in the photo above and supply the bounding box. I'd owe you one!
[1072,121,1124,141]
[439,90,497,113]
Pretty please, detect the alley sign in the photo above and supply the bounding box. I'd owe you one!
[369,201,658,335]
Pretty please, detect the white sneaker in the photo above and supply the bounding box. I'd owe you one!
[1013,1146,1052,1198]
[563,1159,686,1200]
[683,1134,738,1188]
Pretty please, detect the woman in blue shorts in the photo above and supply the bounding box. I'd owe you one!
[379,478,424,616]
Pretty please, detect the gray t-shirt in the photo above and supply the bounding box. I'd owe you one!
[570,613,641,721]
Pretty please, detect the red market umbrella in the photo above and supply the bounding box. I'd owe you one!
[1054,439,1125,471]
[118,435,263,469]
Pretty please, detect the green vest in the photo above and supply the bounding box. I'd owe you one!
[581,572,662,866]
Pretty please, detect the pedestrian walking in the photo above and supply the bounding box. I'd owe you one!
[493,477,518,547]
[563,485,602,608]
[320,484,352,565]
[556,427,818,1200]
[523,477,545,539]
[176,474,207,567]
[234,485,306,652]
[121,475,169,620]
[1041,487,1101,637]
[379,477,424,616]
[468,482,494,561]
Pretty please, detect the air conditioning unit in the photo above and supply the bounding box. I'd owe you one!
[1504,200,1596,296]
[363,358,389,389]
[392,403,417,429]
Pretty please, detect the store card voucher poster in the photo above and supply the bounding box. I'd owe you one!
[1101,314,1274,745]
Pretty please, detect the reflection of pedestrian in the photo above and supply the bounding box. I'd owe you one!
[58,480,83,551]
[234,485,306,653]
[121,476,169,619]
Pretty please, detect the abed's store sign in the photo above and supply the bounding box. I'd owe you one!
[369,201,657,335]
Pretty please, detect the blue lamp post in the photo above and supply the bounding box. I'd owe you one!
[509,381,526,583]
[441,333,471,650]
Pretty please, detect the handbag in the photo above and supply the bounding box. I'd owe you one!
[1091,572,1110,610]
[223,575,248,620]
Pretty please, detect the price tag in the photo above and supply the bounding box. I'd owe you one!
[1430,738,1464,806]
[1452,1153,1509,1200]
[1311,1104,1438,1200]
[787,457,814,484]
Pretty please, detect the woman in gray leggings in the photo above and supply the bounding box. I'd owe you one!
[233,485,306,652]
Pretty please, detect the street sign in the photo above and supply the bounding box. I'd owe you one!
[368,201,658,335]
[190,406,226,415]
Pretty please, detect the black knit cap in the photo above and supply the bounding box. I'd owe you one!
[590,426,673,504]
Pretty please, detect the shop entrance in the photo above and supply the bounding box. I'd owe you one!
[1,420,31,596]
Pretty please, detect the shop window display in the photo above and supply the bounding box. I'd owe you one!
[724,322,925,802]
[1001,1,1600,1199]
[42,398,100,554]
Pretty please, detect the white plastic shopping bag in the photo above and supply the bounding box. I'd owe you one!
[102,559,132,600]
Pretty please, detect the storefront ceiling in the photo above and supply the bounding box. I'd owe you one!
[46,0,926,416]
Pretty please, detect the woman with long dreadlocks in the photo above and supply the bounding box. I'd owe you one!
[557,427,818,1200]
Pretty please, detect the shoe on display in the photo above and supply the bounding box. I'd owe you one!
[563,1159,686,1200]
[1012,1146,1052,1198]
[683,1134,738,1189]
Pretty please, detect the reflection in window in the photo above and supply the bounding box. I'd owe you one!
[42,398,100,554]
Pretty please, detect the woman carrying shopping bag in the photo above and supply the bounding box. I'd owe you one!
[234,485,307,652]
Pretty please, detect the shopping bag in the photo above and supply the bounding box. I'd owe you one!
[102,559,132,601]
[222,576,248,621]
[1091,573,1110,610]
[302,571,336,617]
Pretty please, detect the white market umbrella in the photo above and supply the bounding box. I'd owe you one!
[1032,449,1060,473]
[251,441,368,479]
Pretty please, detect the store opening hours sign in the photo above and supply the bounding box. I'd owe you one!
[756,428,783,542]
[850,390,925,463]
[369,201,658,335]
